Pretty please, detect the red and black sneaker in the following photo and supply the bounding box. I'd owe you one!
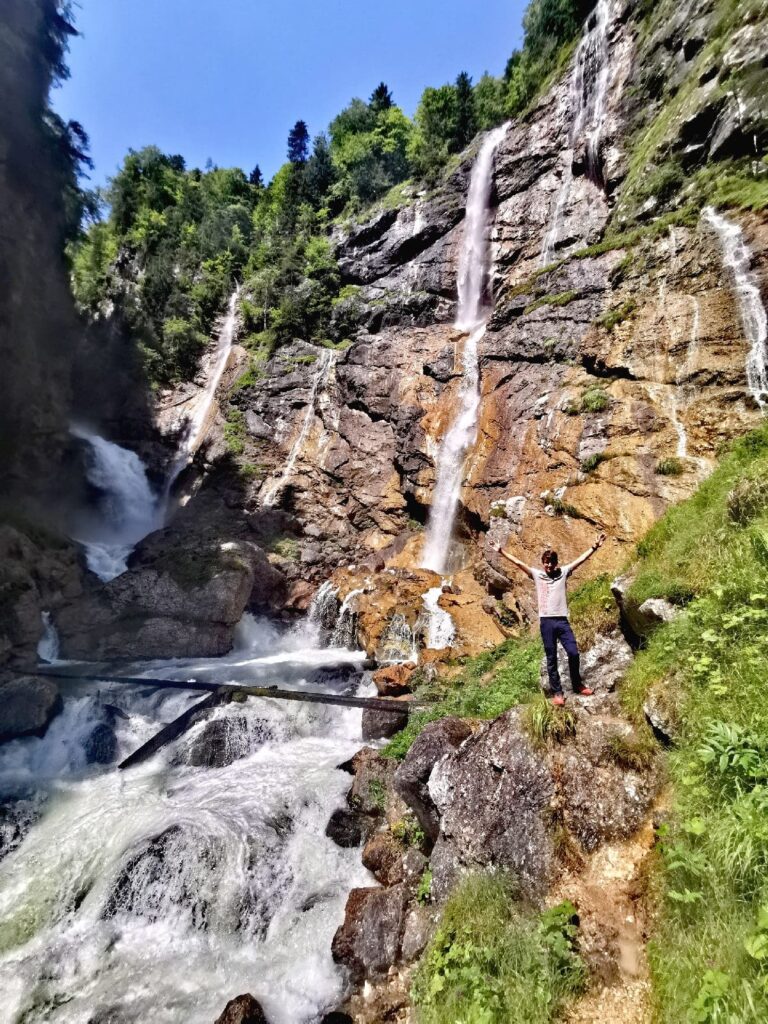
[575,687,594,696]
[551,694,566,707]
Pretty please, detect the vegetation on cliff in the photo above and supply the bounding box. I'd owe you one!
[69,0,595,386]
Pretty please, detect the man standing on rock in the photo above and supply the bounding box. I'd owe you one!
[494,533,606,705]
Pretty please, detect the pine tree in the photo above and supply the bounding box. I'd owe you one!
[249,164,264,187]
[369,82,393,113]
[454,71,476,151]
[287,120,310,164]
[304,134,336,207]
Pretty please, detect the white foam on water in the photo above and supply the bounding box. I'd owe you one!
[0,614,371,1024]
[37,612,60,664]
[421,585,455,650]
[703,206,768,410]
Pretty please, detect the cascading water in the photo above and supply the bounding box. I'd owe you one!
[71,425,162,582]
[541,0,612,266]
[36,612,60,664]
[420,123,509,574]
[164,286,242,498]
[702,206,768,409]
[261,350,337,507]
[0,611,371,1023]
[421,585,455,650]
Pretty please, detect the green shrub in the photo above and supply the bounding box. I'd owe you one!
[580,388,610,414]
[412,874,585,1024]
[580,451,610,473]
[268,536,300,560]
[223,407,246,455]
[524,290,579,315]
[656,457,684,476]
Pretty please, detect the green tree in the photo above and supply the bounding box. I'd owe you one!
[369,81,394,112]
[408,84,458,182]
[304,133,336,207]
[454,71,476,150]
[249,164,263,187]
[287,120,310,164]
[474,73,507,130]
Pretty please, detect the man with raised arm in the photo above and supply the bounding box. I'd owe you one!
[494,533,606,705]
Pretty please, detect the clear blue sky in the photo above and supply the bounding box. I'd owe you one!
[55,0,525,188]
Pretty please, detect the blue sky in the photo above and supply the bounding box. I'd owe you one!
[55,0,526,188]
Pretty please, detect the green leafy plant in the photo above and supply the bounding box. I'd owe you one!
[416,867,433,905]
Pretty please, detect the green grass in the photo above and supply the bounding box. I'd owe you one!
[523,290,579,315]
[580,451,611,474]
[523,694,577,749]
[223,407,247,455]
[598,298,638,332]
[381,637,541,759]
[565,387,610,416]
[412,874,585,1024]
[614,423,768,1021]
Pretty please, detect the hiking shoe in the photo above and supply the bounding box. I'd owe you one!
[551,694,566,707]
[575,687,594,696]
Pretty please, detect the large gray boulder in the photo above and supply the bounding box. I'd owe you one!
[214,994,269,1024]
[0,676,62,743]
[56,540,282,660]
[393,716,472,843]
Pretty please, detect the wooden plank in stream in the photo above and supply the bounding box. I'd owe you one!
[118,690,227,770]
[33,667,415,714]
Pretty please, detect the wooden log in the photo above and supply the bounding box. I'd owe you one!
[118,690,227,770]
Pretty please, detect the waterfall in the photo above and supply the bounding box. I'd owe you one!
[421,123,509,574]
[71,425,162,582]
[261,350,337,507]
[702,207,768,410]
[541,0,612,266]
[164,286,241,496]
[421,585,455,649]
[0,610,371,1023]
[330,588,365,649]
[36,612,60,663]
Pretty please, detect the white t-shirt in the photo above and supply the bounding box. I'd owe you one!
[529,563,577,618]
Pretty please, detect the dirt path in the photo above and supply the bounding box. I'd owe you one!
[553,813,659,1024]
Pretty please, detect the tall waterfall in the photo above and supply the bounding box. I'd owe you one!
[71,425,162,582]
[541,0,612,266]
[421,123,509,574]
[261,350,336,507]
[702,207,768,409]
[0,614,370,1023]
[164,286,241,496]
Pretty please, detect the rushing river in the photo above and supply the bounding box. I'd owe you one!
[0,615,372,1024]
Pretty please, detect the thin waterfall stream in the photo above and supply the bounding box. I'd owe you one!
[420,123,509,574]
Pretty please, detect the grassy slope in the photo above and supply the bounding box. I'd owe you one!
[619,424,768,1022]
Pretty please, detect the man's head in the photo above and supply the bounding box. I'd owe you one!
[541,548,559,575]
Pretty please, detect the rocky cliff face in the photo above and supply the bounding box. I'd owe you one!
[185,0,767,658]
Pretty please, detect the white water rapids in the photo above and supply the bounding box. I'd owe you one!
[0,614,371,1023]
[702,206,768,410]
[421,122,509,574]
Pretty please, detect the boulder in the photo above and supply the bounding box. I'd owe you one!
[539,632,633,695]
[361,699,409,741]
[428,710,555,901]
[184,715,274,769]
[331,884,409,983]
[348,748,397,816]
[372,663,416,697]
[325,807,363,848]
[56,540,279,660]
[214,994,269,1024]
[637,598,680,627]
[611,574,675,641]
[83,722,118,765]
[394,717,472,843]
[401,904,439,963]
[0,676,62,743]
[362,832,404,886]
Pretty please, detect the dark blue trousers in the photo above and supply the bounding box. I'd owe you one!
[540,616,582,695]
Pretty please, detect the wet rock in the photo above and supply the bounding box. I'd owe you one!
[83,722,118,765]
[348,748,397,817]
[185,716,273,769]
[394,717,472,843]
[361,699,409,741]
[325,807,363,848]
[428,710,554,901]
[0,676,62,743]
[362,832,404,886]
[319,1014,353,1024]
[0,796,43,863]
[372,662,416,696]
[331,883,409,983]
[214,994,269,1024]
